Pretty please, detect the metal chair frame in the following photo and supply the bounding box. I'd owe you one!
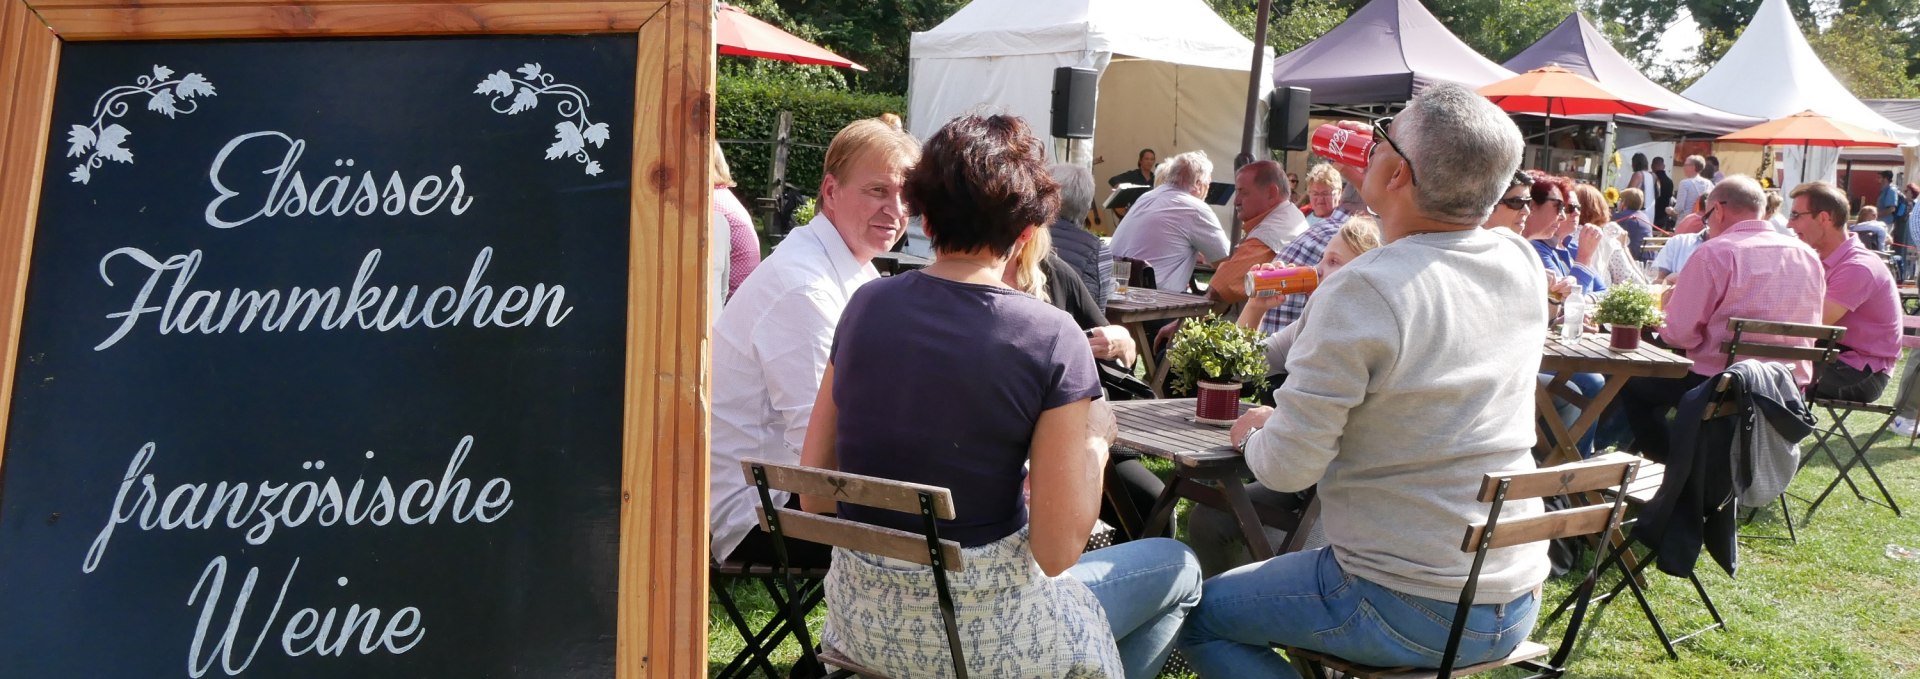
[1285,454,1642,679]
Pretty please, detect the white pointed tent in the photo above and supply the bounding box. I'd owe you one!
[908,0,1272,221]
[1682,0,1918,188]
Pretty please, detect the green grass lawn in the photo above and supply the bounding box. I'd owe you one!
[708,379,1920,678]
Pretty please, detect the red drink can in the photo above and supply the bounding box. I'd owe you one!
[1310,123,1374,170]
[1246,266,1319,297]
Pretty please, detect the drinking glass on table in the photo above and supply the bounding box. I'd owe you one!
[1113,260,1133,300]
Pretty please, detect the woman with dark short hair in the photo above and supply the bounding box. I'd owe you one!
[799,114,1201,679]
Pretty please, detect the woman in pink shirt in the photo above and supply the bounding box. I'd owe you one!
[713,143,761,298]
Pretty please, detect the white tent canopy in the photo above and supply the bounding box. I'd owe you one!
[909,0,1273,225]
[1682,0,1919,189]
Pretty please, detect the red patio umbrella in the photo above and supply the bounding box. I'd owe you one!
[1717,109,1902,179]
[716,4,867,71]
[1478,64,1663,118]
[1478,64,1662,163]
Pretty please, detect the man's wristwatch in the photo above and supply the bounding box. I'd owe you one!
[1236,426,1261,453]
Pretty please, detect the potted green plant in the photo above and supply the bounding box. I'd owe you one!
[1164,314,1269,423]
[1592,283,1664,351]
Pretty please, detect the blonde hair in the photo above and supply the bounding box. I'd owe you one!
[1305,163,1344,193]
[1619,187,1644,211]
[1335,215,1382,257]
[822,115,919,183]
[711,142,734,187]
[1010,227,1053,303]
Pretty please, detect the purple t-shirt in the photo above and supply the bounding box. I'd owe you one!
[1823,236,1902,373]
[830,271,1102,547]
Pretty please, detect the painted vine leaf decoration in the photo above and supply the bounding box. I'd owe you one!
[67,64,216,184]
[475,62,608,176]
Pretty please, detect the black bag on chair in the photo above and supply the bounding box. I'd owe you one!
[1099,360,1154,401]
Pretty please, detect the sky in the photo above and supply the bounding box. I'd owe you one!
[1652,7,1705,72]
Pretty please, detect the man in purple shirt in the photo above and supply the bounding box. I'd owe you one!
[1617,176,1826,461]
[1789,181,1902,402]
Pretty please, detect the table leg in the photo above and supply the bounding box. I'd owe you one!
[1103,454,1145,540]
[1280,495,1320,554]
[1140,475,1190,539]
[1219,479,1276,559]
[1536,376,1582,467]
[1126,323,1163,398]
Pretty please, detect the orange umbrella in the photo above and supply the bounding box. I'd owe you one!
[716,3,867,71]
[1717,109,1902,178]
[1478,65,1662,117]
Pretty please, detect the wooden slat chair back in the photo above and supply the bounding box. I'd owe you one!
[740,459,967,679]
[1285,453,1642,679]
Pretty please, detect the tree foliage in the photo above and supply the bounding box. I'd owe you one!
[770,0,968,95]
[1807,11,1920,97]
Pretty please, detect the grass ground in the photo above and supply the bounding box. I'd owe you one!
[708,363,1920,678]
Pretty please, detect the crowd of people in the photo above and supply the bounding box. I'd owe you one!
[701,80,1920,677]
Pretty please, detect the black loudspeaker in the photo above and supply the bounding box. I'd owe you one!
[1268,86,1311,151]
[1051,67,1098,139]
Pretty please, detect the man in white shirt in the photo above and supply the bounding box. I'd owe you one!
[1673,155,1713,223]
[708,117,919,565]
[1654,229,1708,283]
[1109,151,1229,292]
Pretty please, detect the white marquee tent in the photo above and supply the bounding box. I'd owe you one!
[1682,0,1919,190]
[908,0,1273,223]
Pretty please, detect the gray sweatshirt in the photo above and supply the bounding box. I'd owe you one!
[1244,228,1551,604]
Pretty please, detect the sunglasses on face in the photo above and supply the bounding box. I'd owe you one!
[1532,197,1564,209]
[1368,116,1418,186]
[1498,196,1529,210]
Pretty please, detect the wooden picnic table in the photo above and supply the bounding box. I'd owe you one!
[1536,332,1693,466]
[1109,398,1312,560]
[1104,288,1228,396]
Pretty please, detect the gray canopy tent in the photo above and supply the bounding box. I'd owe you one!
[1504,12,1761,136]
[1269,0,1513,115]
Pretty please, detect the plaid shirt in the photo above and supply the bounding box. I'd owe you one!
[1258,213,1346,334]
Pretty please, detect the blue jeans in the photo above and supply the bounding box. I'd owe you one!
[1068,537,1204,679]
[1177,548,1539,678]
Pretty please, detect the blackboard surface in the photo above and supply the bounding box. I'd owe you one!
[0,35,635,678]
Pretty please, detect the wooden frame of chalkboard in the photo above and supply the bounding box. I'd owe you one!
[0,1,713,677]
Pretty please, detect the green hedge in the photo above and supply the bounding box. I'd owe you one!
[716,74,906,206]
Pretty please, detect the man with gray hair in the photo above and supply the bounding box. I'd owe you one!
[1110,150,1229,292]
[1617,175,1824,461]
[1673,154,1713,223]
[1180,83,1550,675]
[1047,163,1117,307]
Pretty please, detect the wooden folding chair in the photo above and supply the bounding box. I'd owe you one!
[1718,317,1845,541]
[741,459,968,679]
[1283,453,1643,679]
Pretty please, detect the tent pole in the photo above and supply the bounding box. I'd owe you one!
[1800,142,1809,184]
[1233,0,1274,245]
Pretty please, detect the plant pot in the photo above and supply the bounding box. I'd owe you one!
[1195,379,1243,424]
[1610,325,1642,352]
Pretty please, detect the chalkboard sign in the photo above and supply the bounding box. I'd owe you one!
[0,2,717,678]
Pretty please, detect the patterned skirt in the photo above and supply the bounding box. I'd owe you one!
[822,527,1124,678]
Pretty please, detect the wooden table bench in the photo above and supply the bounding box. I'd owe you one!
[1109,398,1311,560]
[1104,289,1227,397]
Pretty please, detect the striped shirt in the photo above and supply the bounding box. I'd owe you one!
[1258,216,1345,334]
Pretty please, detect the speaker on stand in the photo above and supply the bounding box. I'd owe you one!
[1051,66,1098,142]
